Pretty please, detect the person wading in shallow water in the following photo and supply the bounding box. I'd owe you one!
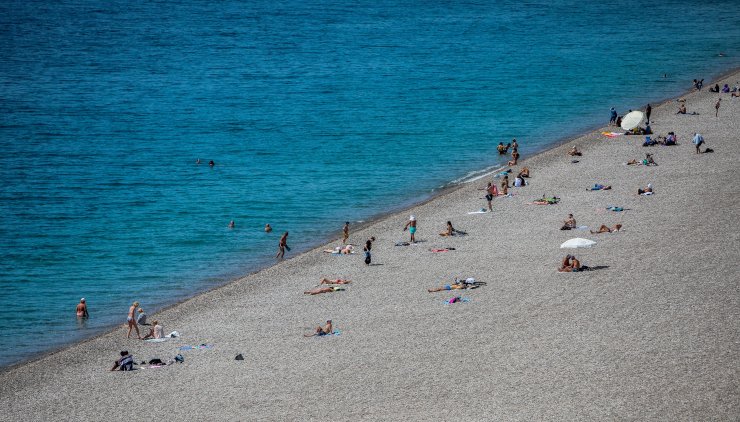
[276,231,290,259]
[76,298,89,318]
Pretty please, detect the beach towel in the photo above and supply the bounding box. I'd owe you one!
[602,131,624,138]
[444,297,471,304]
[144,338,168,343]
[316,330,341,337]
[467,209,488,214]
[607,206,625,212]
[178,344,213,351]
[431,248,456,252]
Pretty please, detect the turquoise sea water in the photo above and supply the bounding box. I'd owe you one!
[1,0,738,367]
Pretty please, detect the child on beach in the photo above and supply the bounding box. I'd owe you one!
[403,215,417,243]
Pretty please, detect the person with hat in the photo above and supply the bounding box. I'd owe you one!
[403,215,418,243]
[76,298,89,318]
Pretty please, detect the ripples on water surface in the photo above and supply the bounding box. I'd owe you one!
[0,0,738,366]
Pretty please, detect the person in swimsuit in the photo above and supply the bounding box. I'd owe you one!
[637,184,653,195]
[403,215,417,243]
[265,224,272,233]
[568,146,582,156]
[363,239,372,265]
[136,308,148,325]
[715,98,721,117]
[142,320,164,340]
[305,320,333,337]
[304,286,344,295]
[342,222,350,244]
[518,167,530,178]
[320,278,351,285]
[558,255,583,272]
[507,149,520,166]
[483,182,498,211]
[76,298,89,318]
[439,221,456,236]
[228,220,235,229]
[497,142,506,155]
[590,224,622,234]
[561,214,577,230]
[511,139,519,151]
[127,302,142,339]
[276,232,289,259]
[677,103,687,114]
[427,282,467,292]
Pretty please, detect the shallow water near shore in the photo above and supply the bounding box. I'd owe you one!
[1,0,739,367]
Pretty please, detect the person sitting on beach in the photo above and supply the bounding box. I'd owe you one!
[558,255,588,272]
[677,103,687,114]
[664,132,677,145]
[507,150,520,166]
[568,146,582,157]
[518,167,530,178]
[497,142,507,155]
[644,124,652,135]
[305,320,333,337]
[560,214,577,230]
[320,278,351,285]
[513,176,526,187]
[590,224,622,234]
[709,84,720,93]
[110,351,134,371]
[439,221,455,237]
[142,320,164,340]
[588,183,611,191]
[76,298,89,318]
[638,184,654,195]
[722,84,730,93]
[136,308,148,325]
[643,153,657,166]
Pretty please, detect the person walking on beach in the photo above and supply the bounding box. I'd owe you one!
[127,301,142,339]
[276,232,290,259]
[693,133,705,154]
[76,298,89,318]
[342,222,350,244]
[715,98,721,117]
[403,215,417,243]
[363,239,372,265]
[645,103,652,124]
[609,107,617,126]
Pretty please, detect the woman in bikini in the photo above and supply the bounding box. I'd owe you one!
[127,301,142,339]
[591,224,622,234]
[320,278,351,285]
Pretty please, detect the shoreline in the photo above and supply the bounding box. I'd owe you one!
[3,65,739,373]
[1,66,738,419]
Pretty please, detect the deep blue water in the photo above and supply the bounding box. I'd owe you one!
[1,0,738,367]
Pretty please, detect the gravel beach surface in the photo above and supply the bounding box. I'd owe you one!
[1,72,738,421]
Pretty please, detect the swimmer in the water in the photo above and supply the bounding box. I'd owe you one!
[228,220,235,229]
[265,224,272,233]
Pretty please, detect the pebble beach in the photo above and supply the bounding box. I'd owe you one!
[1,71,738,420]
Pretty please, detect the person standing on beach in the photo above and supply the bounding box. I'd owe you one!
[276,232,289,258]
[485,182,498,211]
[76,298,89,318]
[693,133,705,154]
[127,301,142,339]
[342,222,350,244]
[715,98,721,117]
[363,239,372,265]
[645,103,652,124]
[511,139,519,151]
[403,215,417,243]
[609,107,617,126]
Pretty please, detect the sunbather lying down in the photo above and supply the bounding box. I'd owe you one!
[588,184,611,191]
[320,278,351,285]
[304,286,345,295]
[533,196,559,205]
[591,224,622,234]
[427,278,485,292]
[323,245,355,254]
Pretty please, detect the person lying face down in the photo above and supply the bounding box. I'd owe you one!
[590,224,622,234]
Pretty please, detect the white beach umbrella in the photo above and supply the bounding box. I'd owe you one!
[560,238,596,249]
[620,110,644,130]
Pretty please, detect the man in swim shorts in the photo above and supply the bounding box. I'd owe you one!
[403,215,417,243]
[76,298,89,318]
